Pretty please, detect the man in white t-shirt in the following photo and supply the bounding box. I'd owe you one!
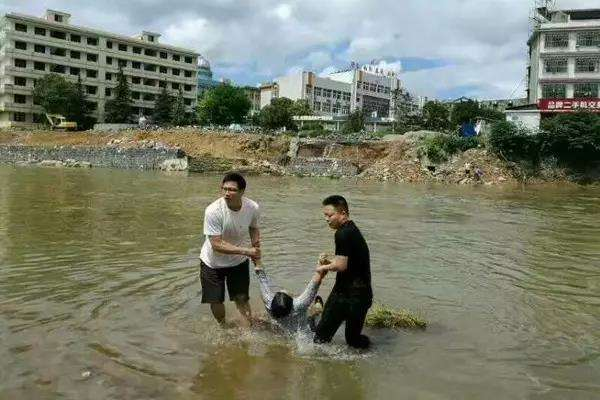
[200,172,261,325]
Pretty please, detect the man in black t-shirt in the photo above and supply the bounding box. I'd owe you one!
[314,195,373,349]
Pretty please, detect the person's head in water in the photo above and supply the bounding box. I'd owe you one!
[322,195,349,230]
[221,172,246,207]
[270,291,293,319]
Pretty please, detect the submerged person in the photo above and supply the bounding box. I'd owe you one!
[254,264,326,333]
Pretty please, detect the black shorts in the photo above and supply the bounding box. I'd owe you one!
[200,259,250,303]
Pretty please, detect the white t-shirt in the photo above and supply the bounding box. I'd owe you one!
[200,197,260,268]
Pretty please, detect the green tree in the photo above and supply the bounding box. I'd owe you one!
[259,97,297,130]
[342,109,365,133]
[291,99,312,116]
[32,73,75,116]
[69,75,93,129]
[105,67,132,123]
[153,87,173,125]
[422,101,450,131]
[539,112,600,164]
[450,100,479,127]
[171,89,188,126]
[197,84,251,125]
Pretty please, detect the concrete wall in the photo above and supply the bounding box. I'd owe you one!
[505,111,540,131]
[0,145,185,169]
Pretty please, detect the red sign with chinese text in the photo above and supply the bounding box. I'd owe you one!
[539,98,600,112]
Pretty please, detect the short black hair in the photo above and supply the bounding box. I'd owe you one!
[322,195,349,214]
[222,172,246,191]
[270,292,293,319]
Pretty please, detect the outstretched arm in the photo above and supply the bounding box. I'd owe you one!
[293,271,325,311]
[255,269,275,310]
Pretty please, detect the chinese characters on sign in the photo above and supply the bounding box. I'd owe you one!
[539,99,600,112]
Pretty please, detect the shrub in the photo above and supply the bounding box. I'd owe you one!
[420,133,480,163]
[488,120,540,162]
[539,112,600,165]
[365,303,426,329]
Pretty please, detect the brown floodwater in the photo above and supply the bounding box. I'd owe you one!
[0,166,599,399]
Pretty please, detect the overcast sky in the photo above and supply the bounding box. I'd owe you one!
[1,0,597,100]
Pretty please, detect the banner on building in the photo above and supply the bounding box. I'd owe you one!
[538,99,600,112]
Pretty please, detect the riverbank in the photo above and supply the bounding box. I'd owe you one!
[0,128,597,185]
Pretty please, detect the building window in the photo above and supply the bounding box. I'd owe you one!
[172,82,180,90]
[144,64,156,72]
[143,79,155,86]
[544,32,569,48]
[544,58,568,73]
[34,61,45,71]
[159,66,167,73]
[172,68,180,76]
[70,34,81,43]
[86,69,98,78]
[14,94,27,104]
[51,47,66,57]
[322,102,331,112]
[184,98,192,105]
[185,56,193,64]
[541,84,566,99]
[35,27,46,36]
[343,92,351,101]
[70,50,81,59]
[13,112,27,122]
[314,101,321,111]
[14,77,27,86]
[158,81,166,88]
[132,92,140,99]
[314,87,322,96]
[145,49,156,57]
[14,41,27,50]
[105,72,112,80]
[51,64,66,74]
[14,59,26,68]
[106,41,113,49]
[15,23,28,32]
[106,56,112,65]
[70,67,80,76]
[54,14,63,23]
[50,30,66,40]
[87,53,98,62]
[574,83,598,98]
[184,84,192,91]
[34,44,46,53]
[133,46,142,54]
[575,58,599,73]
[88,102,97,111]
[132,61,141,69]
[184,70,192,78]
[87,37,98,46]
[132,77,141,84]
[143,93,155,101]
[172,54,180,61]
[86,85,97,95]
[160,51,167,59]
[118,43,127,51]
[577,31,600,47]
[105,88,112,97]
[118,59,127,68]
[148,35,154,42]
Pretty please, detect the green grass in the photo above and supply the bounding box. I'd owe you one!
[365,303,427,329]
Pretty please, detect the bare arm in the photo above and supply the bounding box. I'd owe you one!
[255,269,275,308]
[315,255,348,273]
[208,235,260,259]
[249,226,260,249]
[294,271,325,311]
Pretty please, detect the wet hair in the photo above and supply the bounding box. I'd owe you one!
[270,292,293,319]
[222,172,246,191]
[322,195,349,214]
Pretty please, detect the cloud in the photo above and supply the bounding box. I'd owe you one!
[1,0,598,99]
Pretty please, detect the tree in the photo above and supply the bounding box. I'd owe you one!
[450,100,480,127]
[69,75,93,129]
[105,67,132,123]
[171,89,188,126]
[153,87,173,125]
[197,84,251,125]
[422,101,450,131]
[259,97,297,130]
[32,73,75,116]
[342,110,365,133]
[291,99,312,116]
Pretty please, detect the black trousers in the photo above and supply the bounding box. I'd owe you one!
[314,291,372,349]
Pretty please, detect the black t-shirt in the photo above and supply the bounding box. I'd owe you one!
[333,220,372,299]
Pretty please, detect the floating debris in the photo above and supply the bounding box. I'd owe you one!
[365,303,427,329]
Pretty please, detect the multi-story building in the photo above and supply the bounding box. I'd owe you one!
[527,7,600,114]
[259,64,404,118]
[241,86,260,115]
[0,9,199,127]
[197,56,221,99]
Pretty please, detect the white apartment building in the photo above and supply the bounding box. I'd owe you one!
[0,9,199,127]
[260,64,404,118]
[528,7,600,113]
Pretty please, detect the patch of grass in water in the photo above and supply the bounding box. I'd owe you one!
[365,303,427,330]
